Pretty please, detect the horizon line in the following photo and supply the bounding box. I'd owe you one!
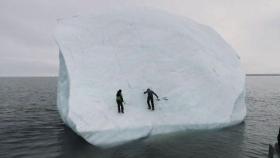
[1,74,280,77]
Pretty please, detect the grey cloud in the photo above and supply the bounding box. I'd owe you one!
[0,0,279,76]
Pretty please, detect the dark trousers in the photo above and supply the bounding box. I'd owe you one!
[147,97,154,110]
[117,101,124,113]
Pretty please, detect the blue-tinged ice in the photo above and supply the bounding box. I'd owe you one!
[55,8,246,147]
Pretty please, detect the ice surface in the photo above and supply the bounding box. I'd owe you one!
[55,8,246,147]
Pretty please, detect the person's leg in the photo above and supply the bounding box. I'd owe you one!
[121,103,124,113]
[151,98,154,110]
[117,102,121,113]
[147,98,151,109]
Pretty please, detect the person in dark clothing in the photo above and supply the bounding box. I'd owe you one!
[144,88,159,111]
[116,89,124,113]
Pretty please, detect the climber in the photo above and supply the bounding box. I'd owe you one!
[116,89,124,113]
[144,88,159,111]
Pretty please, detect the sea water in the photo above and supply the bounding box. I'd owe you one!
[0,76,279,158]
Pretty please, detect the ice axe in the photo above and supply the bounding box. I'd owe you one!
[157,97,168,101]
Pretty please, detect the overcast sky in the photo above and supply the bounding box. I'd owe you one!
[1,0,279,76]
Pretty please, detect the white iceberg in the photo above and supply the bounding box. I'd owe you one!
[55,8,246,147]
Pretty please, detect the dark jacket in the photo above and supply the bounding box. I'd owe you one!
[144,89,158,99]
[116,91,124,103]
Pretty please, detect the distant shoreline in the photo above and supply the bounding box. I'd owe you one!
[0,76,57,78]
[246,74,280,76]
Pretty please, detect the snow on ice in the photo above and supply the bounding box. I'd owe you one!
[55,8,246,147]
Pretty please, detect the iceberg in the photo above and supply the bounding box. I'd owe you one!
[55,8,246,147]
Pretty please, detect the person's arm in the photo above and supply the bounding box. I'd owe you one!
[152,91,159,99]
[144,90,147,94]
[121,94,124,102]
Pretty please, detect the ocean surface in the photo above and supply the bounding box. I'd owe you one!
[0,76,279,158]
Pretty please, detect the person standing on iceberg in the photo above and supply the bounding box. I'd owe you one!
[144,88,159,111]
[116,89,124,113]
